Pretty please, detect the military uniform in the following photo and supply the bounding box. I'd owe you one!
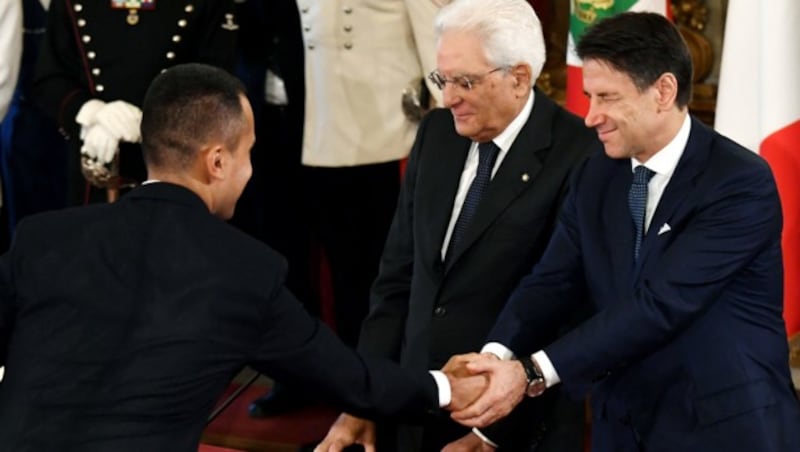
[296,0,441,348]
[33,0,237,204]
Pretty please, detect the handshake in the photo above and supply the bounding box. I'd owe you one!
[315,352,535,452]
[77,99,143,165]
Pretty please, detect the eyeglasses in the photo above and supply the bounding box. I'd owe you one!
[427,67,507,91]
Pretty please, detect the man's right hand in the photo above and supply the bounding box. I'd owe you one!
[443,352,495,411]
[446,371,489,412]
[314,413,376,452]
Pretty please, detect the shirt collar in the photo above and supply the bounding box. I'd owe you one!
[489,89,535,151]
[631,113,691,176]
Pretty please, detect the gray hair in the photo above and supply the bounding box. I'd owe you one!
[434,0,545,88]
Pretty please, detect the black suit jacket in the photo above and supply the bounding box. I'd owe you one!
[0,183,438,452]
[359,92,597,450]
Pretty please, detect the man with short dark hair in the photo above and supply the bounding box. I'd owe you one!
[0,63,483,452]
[449,12,800,452]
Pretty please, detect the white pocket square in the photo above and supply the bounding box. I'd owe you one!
[658,223,672,235]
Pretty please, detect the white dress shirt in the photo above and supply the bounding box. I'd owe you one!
[440,91,535,259]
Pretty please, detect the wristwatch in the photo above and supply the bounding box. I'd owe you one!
[518,354,546,397]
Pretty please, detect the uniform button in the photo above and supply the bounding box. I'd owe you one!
[172,34,182,43]
[433,306,446,317]
[308,43,315,50]
[74,3,83,12]
[95,84,104,92]
[301,6,309,13]
[344,25,352,32]
[184,4,194,13]
[166,51,176,60]
[77,18,86,27]
[82,35,91,43]
[161,68,167,74]
[91,68,100,76]
[343,6,353,14]
[304,26,310,32]
[344,42,353,50]
[87,51,96,59]
[178,19,187,28]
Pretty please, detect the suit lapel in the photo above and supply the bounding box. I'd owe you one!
[445,91,553,271]
[418,128,471,273]
[603,160,637,291]
[634,117,711,280]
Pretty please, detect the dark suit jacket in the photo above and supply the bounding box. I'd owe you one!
[359,92,597,450]
[0,182,438,452]
[490,117,800,452]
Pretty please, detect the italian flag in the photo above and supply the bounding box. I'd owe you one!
[566,0,670,116]
[716,0,800,336]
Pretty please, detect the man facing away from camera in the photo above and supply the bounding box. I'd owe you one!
[0,63,485,452]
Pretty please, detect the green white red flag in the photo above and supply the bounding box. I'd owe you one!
[566,0,670,116]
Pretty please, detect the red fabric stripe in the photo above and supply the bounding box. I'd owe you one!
[65,0,96,94]
[566,65,588,117]
[198,445,243,452]
[761,120,800,336]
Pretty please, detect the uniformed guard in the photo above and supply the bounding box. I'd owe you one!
[33,0,238,204]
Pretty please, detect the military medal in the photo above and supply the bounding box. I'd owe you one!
[110,0,156,26]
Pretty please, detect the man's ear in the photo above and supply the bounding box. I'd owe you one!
[200,144,226,182]
[512,63,532,96]
[654,72,679,111]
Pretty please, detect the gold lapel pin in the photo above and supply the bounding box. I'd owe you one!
[521,173,530,182]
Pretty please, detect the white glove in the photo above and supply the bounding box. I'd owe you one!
[93,100,142,143]
[76,99,106,128]
[81,123,120,164]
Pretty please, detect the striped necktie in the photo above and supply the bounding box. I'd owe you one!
[446,141,500,262]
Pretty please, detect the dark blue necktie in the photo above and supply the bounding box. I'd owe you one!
[446,141,500,262]
[628,165,655,261]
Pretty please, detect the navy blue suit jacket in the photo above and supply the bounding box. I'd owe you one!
[489,117,800,452]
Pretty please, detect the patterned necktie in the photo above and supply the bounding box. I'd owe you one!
[628,165,655,261]
[446,141,500,262]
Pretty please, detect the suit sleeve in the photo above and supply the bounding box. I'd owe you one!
[356,113,433,359]
[482,130,594,450]
[248,257,438,422]
[487,157,590,355]
[546,156,782,384]
[32,0,93,139]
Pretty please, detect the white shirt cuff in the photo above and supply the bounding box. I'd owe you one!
[429,370,451,408]
[472,427,499,449]
[533,350,560,388]
[481,342,515,360]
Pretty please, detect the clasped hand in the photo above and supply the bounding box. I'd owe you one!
[443,352,529,428]
[315,353,530,452]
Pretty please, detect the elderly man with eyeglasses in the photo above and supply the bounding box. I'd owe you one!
[314,1,598,451]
